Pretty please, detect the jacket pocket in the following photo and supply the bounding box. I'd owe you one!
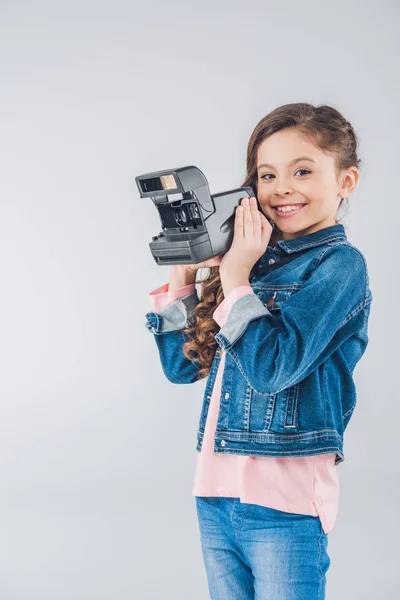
[283,382,300,428]
[253,286,300,312]
[247,284,302,430]
[269,382,300,432]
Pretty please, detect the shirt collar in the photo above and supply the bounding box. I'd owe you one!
[273,224,347,254]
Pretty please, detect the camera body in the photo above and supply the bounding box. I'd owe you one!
[135,165,255,266]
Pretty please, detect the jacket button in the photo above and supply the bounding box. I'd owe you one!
[220,440,226,446]
[224,392,230,399]
[268,258,276,264]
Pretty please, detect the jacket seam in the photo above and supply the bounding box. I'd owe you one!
[212,446,342,456]
[342,405,356,419]
[215,428,343,443]
[280,233,347,252]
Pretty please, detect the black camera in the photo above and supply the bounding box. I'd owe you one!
[136,165,256,266]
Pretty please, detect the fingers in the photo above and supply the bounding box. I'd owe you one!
[261,212,273,246]
[235,199,244,237]
[240,196,261,242]
[250,196,261,242]
[243,197,253,238]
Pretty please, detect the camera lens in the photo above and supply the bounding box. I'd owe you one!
[174,207,188,226]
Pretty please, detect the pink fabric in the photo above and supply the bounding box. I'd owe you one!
[149,281,198,312]
[148,282,339,534]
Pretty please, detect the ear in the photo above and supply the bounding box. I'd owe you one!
[339,166,359,198]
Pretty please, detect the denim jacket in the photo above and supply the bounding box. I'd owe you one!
[145,224,373,466]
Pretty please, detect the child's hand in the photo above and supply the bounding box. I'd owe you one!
[219,196,272,279]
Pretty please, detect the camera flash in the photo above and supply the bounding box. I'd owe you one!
[160,174,177,190]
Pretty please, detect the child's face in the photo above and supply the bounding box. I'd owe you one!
[256,128,358,240]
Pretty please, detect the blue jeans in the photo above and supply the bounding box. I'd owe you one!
[195,496,330,599]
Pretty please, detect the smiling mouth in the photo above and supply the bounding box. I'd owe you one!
[272,204,306,217]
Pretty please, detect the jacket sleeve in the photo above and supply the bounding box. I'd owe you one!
[214,245,372,394]
[145,281,203,384]
[212,285,254,327]
[148,281,198,312]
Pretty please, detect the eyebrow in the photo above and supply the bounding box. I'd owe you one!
[257,156,317,170]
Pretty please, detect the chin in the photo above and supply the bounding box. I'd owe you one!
[278,222,305,233]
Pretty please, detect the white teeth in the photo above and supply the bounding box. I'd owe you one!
[275,204,304,212]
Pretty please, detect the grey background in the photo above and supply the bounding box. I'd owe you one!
[0,0,397,598]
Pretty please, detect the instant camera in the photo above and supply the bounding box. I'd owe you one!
[135,165,256,266]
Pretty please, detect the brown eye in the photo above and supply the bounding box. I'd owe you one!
[261,169,311,180]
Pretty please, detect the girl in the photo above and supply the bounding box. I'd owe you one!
[145,102,373,599]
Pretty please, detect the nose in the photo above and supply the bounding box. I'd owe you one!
[274,179,293,196]
[275,189,292,197]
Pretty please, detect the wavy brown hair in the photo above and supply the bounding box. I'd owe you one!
[183,102,363,380]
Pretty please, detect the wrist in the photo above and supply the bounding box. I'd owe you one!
[220,269,251,298]
[169,264,197,291]
[220,265,251,282]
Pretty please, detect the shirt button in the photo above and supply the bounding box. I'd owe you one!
[220,440,226,447]
[268,258,276,264]
[224,392,229,399]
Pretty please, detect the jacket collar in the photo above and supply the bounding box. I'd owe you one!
[274,224,347,254]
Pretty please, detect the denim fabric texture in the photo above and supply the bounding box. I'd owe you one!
[145,224,373,466]
[195,495,330,599]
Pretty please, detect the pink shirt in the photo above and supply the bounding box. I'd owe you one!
[149,282,339,534]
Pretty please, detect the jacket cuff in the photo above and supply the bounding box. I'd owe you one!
[213,285,254,327]
[148,282,196,312]
[145,289,199,334]
[214,293,272,349]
